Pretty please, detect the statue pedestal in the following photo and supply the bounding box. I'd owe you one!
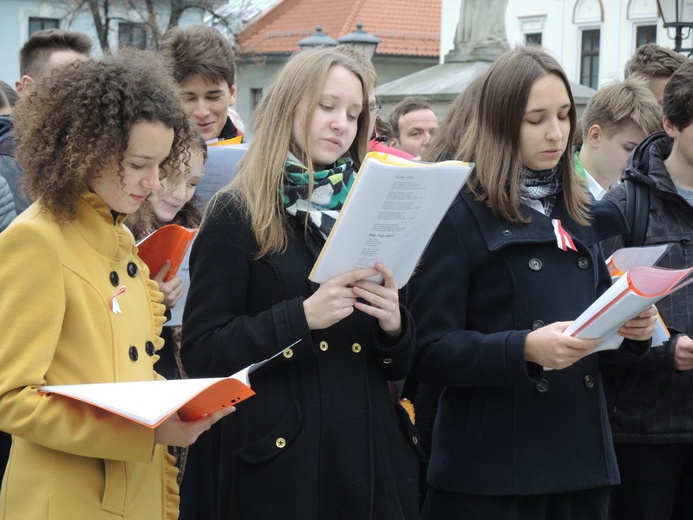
[445,40,510,63]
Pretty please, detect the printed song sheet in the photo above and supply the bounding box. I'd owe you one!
[310,152,474,288]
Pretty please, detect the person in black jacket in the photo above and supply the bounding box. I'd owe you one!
[407,46,658,520]
[601,60,693,520]
[181,47,420,520]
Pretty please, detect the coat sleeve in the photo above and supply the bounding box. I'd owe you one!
[182,195,314,377]
[406,206,534,388]
[0,219,155,462]
[0,174,16,232]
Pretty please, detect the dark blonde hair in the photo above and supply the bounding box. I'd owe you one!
[458,46,590,225]
[13,48,196,223]
[624,43,688,80]
[581,76,662,139]
[222,47,369,257]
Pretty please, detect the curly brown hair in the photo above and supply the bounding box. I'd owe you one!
[12,48,197,222]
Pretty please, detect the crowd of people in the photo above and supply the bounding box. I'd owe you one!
[0,24,691,520]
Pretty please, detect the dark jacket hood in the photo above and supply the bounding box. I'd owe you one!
[624,130,678,197]
[0,116,12,142]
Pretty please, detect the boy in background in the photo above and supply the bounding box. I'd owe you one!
[575,76,661,199]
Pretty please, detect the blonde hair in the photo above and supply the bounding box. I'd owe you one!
[219,48,369,257]
[458,46,590,225]
[581,76,662,140]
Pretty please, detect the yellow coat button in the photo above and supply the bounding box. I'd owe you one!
[351,343,362,353]
[276,437,286,448]
[319,341,328,352]
[283,348,294,359]
[382,357,393,364]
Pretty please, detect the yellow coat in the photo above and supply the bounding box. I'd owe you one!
[0,194,178,520]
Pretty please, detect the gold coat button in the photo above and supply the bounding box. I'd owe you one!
[276,437,286,448]
[283,348,294,359]
[319,341,329,352]
[382,357,393,364]
[351,343,362,353]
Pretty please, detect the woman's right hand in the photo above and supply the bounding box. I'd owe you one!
[303,267,380,330]
[154,406,236,447]
[524,321,601,370]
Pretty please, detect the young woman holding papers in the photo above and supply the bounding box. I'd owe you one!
[182,48,420,519]
[0,51,233,520]
[406,46,658,520]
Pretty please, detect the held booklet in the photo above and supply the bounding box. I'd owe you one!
[605,244,672,347]
[309,152,474,288]
[564,265,693,353]
[39,342,298,428]
[136,224,197,282]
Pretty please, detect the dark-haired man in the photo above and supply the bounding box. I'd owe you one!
[1,29,91,214]
[603,60,693,520]
[160,25,241,143]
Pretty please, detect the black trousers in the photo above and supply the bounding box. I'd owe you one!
[420,486,610,520]
[611,442,693,520]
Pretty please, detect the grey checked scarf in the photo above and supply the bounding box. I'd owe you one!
[519,166,562,215]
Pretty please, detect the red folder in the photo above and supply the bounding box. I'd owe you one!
[136,224,197,281]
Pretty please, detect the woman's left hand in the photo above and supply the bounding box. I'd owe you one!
[153,259,185,309]
[350,262,402,337]
[617,304,659,341]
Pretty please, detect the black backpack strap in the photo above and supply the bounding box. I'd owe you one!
[623,178,650,247]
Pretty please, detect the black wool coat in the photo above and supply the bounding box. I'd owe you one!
[406,188,648,497]
[182,193,421,520]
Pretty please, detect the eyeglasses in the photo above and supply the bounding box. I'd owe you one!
[370,97,382,114]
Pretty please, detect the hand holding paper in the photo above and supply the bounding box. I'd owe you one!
[564,265,693,353]
[155,403,236,447]
[525,321,601,370]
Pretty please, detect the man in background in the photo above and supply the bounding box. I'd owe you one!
[624,43,688,106]
[388,97,438,158]
[160,25,242,143]
[575,76,661,200]
[602,60,693,520]
[1,29,91,214]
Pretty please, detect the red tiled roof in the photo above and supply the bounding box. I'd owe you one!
[237,0,440,57]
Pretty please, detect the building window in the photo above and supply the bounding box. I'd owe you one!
[580,29,600,89]
[636,25,657,47]
[525,33,542,46]
[251,88,263,109]
[29,17,59,35]
[118,22,148,49]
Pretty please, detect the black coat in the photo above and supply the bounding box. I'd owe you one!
[407,188,648,496]
[182,193,421,519]
[602,131,693,443]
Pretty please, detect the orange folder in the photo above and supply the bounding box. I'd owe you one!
[136,224,197,282]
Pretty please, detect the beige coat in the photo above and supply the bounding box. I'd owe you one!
[0,194,178,520]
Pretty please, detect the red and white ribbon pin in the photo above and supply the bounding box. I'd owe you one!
[110,285,126,314]
[552,219,577,252]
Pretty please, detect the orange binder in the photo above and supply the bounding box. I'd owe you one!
[38,342,298,428]
[136,224,197,282]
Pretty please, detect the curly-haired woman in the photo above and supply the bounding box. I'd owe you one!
[0,49,233,520]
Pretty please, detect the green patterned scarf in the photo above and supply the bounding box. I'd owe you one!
[281,156,355,251]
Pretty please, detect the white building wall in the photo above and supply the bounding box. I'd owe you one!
[442,0,690,89]
[0,0,205,87]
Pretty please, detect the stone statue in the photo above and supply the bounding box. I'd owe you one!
[456,0,508,44]
[448,0,510,63]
